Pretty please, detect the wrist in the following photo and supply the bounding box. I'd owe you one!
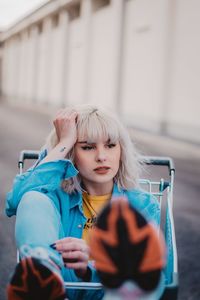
[38,140,73,165]
[56,141,72,154]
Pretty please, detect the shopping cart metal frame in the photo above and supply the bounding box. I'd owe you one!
[17,150,178,300]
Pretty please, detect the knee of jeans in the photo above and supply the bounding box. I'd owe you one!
[16,191,63,248]
[20,191,52,208]
[17,191,60,221]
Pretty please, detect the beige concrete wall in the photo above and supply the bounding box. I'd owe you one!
[0,66,1,95]
[121,0,164,131]
[65,16,85,105]
[0,0,200,143]
[48,12,67,106]
[88,4,114,106]
[165,0,200,142]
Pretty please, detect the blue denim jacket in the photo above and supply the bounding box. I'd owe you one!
[6,152,166,300]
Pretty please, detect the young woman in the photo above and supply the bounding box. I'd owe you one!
[6,105,165,300]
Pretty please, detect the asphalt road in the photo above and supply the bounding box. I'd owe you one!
[0,102,200,300]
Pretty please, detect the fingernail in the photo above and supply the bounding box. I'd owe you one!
[50,243,56,249]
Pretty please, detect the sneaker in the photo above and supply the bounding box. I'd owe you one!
[89,196,166,293]
[7,247,65,300]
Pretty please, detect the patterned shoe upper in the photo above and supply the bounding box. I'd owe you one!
[89,196,166,291]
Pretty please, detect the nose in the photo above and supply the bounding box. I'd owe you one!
[95,147,107,162]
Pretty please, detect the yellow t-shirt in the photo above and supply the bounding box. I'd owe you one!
[82,192,111,244]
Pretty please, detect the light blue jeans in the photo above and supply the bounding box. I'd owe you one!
[14,191,105,300]
[15,191,65,268]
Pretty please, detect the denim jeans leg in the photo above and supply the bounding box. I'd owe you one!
[15,191,64,268]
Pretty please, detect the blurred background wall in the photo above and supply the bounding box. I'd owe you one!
[0,0,200,144]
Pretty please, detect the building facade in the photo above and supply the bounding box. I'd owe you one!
[0,0,200,144]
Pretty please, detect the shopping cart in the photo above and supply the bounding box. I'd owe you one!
[17,150,178,300]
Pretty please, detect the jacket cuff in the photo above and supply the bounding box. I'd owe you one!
[33,159,78,180]
[87,262,101,283]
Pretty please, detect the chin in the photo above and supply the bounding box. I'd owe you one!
[93,176,114,184]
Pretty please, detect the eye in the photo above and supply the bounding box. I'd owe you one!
[81,145,95,150]
[107,143,116,148]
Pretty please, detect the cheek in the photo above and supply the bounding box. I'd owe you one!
[74,152,90,171]
[111,148,121,169]
[115,146,121,162]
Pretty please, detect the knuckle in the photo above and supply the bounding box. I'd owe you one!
[77,252,82,260]
[62,243,69,251]
[62,252,67,258]
[71,242,76,249]
[67,237,73,242]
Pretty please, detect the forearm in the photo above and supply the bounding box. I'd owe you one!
[38,141,72,165]
[6,157,78,217]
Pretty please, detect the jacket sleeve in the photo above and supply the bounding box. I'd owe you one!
[141,193,160,227]
[82,263,105,300]
[127,189,160,227]
[5,157,78,217]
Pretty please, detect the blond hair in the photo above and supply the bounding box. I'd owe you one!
[44,104,142,193]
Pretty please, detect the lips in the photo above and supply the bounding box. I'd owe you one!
[93,166,110,174]
[94,166,110,171]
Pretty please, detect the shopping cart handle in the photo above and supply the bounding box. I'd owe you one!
[17,151,175,175]
[142,156,175,175]
[18,150,40,168]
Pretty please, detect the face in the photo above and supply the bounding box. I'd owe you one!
[74,138,121,194]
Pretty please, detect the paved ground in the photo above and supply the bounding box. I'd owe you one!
[0,101,200,300]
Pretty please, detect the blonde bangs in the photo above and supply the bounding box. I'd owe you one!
[77,110,120,144]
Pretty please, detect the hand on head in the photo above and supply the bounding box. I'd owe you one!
[53,109,78,149]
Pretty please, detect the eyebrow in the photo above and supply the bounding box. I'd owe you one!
[77,139,111,144]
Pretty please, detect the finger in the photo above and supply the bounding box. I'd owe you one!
[62,111,77,122]
[61,108,76,116]
[53,111,66,125]
[55,237,86,245]
[55,238,88,253]
[62,250,89,262]
[54,108,72,120]
[54,109,66,120]
[70,111,78,120]
[54,112,69,122]
[53,112,77,127]
[55,236,85,243]
[56,242,86,253]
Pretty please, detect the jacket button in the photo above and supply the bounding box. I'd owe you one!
[77,224,82,228]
